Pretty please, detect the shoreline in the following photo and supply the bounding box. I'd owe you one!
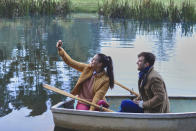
[0,0,196,22]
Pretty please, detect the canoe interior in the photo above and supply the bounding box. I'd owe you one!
[58,96,196,113]
[107,96,196,113]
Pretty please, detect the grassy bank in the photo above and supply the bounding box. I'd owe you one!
[0,0,99,17]
[71,0,196,13]
[0,0,71,17]
[71,0,98,13]
[98,0,196,22]
[155,0,196,7]
[0,0,196,22]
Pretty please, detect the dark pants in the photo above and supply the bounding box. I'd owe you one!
[120,99,144,113]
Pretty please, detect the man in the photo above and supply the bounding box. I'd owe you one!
[120,52,169,113]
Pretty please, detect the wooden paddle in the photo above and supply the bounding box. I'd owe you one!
[114,81,139,97]
[43,84,114,112]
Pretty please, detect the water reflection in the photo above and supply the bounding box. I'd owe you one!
[99,19,136,48]
[0,16,100,118]
[0,14,196,131]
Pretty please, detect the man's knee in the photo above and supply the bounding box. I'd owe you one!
[121,99,130,108]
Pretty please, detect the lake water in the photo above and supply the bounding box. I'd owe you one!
[0,13,196,131]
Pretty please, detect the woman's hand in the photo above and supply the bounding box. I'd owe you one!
[56,40,63,51]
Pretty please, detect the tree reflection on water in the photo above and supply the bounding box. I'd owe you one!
[0,16,100,117]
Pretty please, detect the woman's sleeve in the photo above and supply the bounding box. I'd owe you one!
[90,81,110,111]
[58,47,88,72]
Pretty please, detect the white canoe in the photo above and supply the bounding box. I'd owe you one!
[51,95,196,131]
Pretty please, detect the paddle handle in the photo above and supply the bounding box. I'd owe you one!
[114,81,139,97]
[43,84,114,112]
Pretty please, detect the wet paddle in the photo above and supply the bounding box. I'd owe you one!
[114,81,139,97]
[43,84,114,112]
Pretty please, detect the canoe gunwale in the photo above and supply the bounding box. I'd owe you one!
[106,95,196,99]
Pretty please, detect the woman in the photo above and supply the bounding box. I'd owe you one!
[56,40,114,111]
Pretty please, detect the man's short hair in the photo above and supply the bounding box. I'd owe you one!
[138,52,156,66]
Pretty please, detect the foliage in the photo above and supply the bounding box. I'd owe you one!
[0,0,71,18]
[98,0,196,22]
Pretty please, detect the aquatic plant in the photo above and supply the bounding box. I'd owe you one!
[0,0,71,17]
[181,0,196,22]
[98,0,196,22]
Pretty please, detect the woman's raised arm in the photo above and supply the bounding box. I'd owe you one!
[56,40,88,72]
